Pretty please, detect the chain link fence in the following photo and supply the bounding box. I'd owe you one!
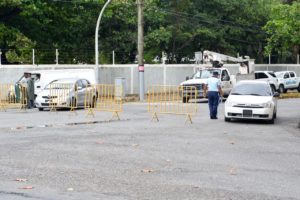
[1,48,299,65]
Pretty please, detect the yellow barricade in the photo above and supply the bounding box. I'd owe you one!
[85,84,123,120]
[49,83,78,112]
[147,85,198,123]
[0,83,27,111]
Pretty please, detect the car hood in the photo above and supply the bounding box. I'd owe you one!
[37,89,50,97]
[180,79,208,85]
[36,88,71,98]
[227,95,273,104]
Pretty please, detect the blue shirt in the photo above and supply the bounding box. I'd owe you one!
[206,77,221,92]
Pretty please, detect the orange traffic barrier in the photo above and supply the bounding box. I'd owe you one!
[147,85,198,123]
[0,84,27,111]
[85,84,123,120]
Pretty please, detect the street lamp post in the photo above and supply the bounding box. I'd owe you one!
[95,0,112,83]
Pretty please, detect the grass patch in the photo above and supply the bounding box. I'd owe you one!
[279,92,300,99]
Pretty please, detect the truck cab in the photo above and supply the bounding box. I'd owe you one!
[275,71,300,93]
[180,67,233,103]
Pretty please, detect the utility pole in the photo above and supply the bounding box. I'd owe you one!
[32,49,35,65]
[137,0,144,101]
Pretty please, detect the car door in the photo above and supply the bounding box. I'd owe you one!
[75,80,85,106]
[221,69,231,96]
[81,79,91,106]
[283,72,291,89]
[289,72,297,88]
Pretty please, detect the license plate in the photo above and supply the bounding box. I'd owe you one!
[243,110,252,117]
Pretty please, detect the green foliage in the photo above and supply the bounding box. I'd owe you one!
[264,1,300,62]
[0,0,288,64]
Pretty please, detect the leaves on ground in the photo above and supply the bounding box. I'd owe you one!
[20,186,34,189]
[141,168,154,173]
[229,166,237,175]
[15,178,27,182]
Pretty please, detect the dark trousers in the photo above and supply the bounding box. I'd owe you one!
[207,91,219,119]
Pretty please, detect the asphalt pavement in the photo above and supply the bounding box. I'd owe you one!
[0,99,299,200]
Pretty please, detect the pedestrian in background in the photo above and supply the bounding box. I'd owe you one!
[20,72,35,108]
[204,71,223,119]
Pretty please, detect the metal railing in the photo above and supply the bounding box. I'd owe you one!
[48,83,78,112]
[0,84,27,111]
[147,85,198,123]
[85,84,123,120]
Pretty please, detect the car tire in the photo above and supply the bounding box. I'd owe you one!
[38,108,43,111]
[182,97,189,103]
[70,97,77,109]
[91,96,96,108]
[270,85,276,93]
[297,84,300,92]
[268,113,275,124]
[224,117,231,122]
[279,85,285,93]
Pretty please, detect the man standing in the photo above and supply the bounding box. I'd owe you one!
[20,73,35,108]
[204,71,223,119]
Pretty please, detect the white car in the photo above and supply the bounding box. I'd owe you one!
[224,80,280,124]
[254,71,279,93]
[35,78,96,111]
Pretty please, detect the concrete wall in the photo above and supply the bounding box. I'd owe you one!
[1,64,299,95]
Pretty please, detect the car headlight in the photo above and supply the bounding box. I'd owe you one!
[261,102,272,108]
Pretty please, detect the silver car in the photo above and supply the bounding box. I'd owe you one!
[35,78,96,111]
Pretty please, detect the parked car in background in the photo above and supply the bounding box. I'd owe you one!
[180,67,233,103]
[224,80,280,124]
[254,71,279,93]
[35,78,96,111]
[16,69,96,97]
[275,71,300,93]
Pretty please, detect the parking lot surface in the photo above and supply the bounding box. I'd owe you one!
[0,99,300,200]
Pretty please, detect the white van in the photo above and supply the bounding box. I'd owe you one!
[16,69,96,96]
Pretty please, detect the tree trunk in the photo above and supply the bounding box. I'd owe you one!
[293,44,299,63]
[1,50,10,64]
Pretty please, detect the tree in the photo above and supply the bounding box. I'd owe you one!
[264,1,300,63]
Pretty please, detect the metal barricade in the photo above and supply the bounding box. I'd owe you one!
[85,84,123,120]
[0,83,27,111]
[147,85,198,123]
[49,83,78,112]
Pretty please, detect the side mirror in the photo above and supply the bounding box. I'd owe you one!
[186,76,190,81]
[273,92,280,98]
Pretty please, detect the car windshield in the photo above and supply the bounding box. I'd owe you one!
[275,72,284,78]
[231,83,272,96]
[268,72,276,78]
[193,69,221,79]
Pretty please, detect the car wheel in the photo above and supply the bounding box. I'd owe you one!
[91,96,96,108]
[270,85,276,93]
[297,84,300,92]
[182,97,189,103]
[224,117,231,122]
[268,113,275,124]
[70,97,77,108]
[38,108,43,111]
[279,85,285,93]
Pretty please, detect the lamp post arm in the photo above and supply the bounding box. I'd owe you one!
[95,0,112,83]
